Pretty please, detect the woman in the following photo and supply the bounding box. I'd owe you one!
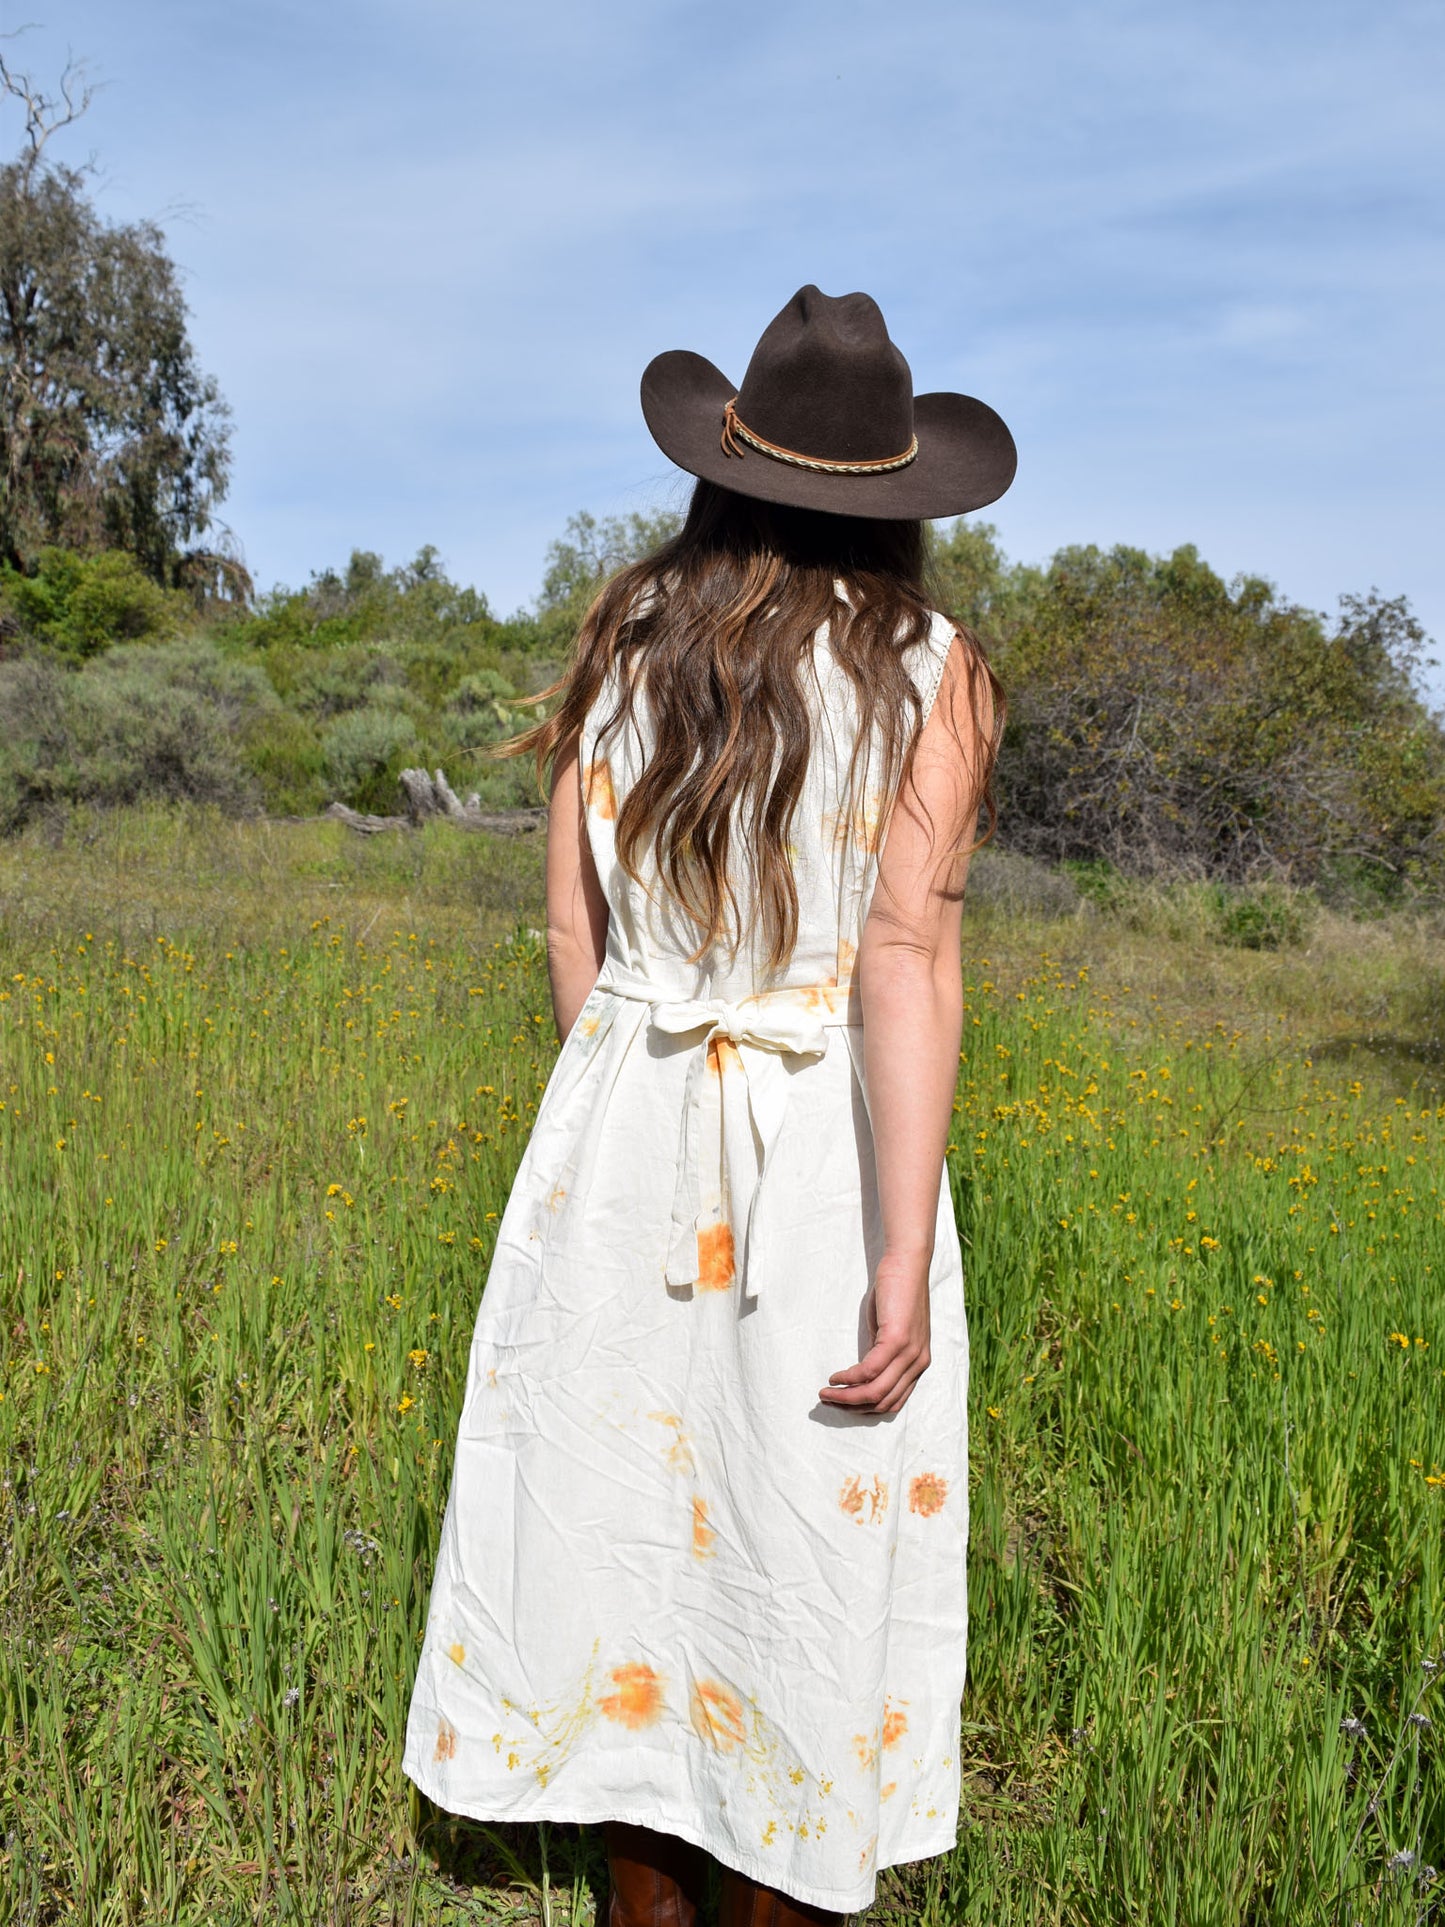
[404,286,1015,1924]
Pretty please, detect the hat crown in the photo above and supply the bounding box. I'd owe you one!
[734,286,915,466]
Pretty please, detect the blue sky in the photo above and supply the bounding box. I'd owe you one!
[4,0,1443,692]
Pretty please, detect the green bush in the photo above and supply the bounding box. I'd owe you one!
[1058,857,1126,910]
[0,638,275,831]
[320,704,420,810]
[933,530,1445,901]
[1206,881,1314,951]
[239,708,328,816]
[441,669,518,752]
[287,645,410,720]
[0,547,188,658]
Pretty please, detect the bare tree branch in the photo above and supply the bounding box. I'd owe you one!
[0,33,101,187]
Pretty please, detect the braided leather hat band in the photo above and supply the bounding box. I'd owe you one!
[720,397,920,475]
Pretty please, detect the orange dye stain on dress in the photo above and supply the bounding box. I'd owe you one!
[583,759,617,820]
[599,1662,665,1730]
[706,1036,743,1078]
[838,1473,889,1524]
[908,1472,949,1517]
[692,1496,716,1559]
[880,1781,897,1801]
[798,980,848,1019]
[852,1731,877,1770]
[695,1220,735,1292]
[836,938,857,987]
[690,1679,747,1752]
[433,1717,458,1763]
[881,1701,909,1749]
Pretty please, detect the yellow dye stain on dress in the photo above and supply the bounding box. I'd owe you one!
[908,1472,949,1517]
[852,1731,878,1770]
[696,1220,736,1292]
[599,1662,665,1730]
[577,1013,600,1037]
[823,793,884,853]
[448,1641,466,1666]
[690,1679,747,1753]
[881,1701,909,1749]
[649,1411,697,1476]
[692,1496,716,1559]
[583,759,617,820]
[434,1717,458,1763]
[838,1473,889,1524]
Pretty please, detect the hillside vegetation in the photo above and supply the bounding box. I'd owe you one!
[2,513,1442,929]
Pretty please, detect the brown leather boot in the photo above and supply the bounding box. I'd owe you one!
[718,1863,845,1926]
[605,1821,709,1927]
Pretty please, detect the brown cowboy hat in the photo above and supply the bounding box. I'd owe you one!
[640,284,1017,520]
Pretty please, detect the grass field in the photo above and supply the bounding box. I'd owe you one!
[2,806,1442,1926]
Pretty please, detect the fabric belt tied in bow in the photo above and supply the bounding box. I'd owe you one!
[595,968,859,1297]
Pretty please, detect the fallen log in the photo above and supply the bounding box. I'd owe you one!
[324,802,411,835]
[324,770,547,837]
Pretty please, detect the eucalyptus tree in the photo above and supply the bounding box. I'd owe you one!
[0,46,235,589]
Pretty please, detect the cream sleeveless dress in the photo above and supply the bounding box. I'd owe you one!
[404,607,969,1914]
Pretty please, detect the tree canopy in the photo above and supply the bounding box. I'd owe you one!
[932,521,1444,903]
[0,49,233,588]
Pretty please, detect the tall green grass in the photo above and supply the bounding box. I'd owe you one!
[1,814,1441,1924]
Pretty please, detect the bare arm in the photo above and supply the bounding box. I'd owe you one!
[545,734,609,1038]
[820,636,991,1415]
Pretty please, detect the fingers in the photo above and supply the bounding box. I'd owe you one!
[818,1336,930,1413]
[826,1337,898,1388]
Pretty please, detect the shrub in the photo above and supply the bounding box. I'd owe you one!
[966,847,1085,920]
[1206,881,1313,951]
[320,705,420,810]
[240,708,328,816]
[0,547,188,658]
[287,645,410,721]
[930,532,1445,902]
[442,670,518,752]
[0,637,275,830]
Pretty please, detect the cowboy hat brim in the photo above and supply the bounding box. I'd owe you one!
[640,349,1017,520]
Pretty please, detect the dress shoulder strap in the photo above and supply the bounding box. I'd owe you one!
[906,608,961,731]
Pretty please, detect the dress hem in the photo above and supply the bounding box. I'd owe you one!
[404,1762,959,1914]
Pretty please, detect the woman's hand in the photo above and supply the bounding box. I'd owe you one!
[819,1250,932,1415]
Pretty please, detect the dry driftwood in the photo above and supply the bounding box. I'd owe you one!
[325,769,547,837]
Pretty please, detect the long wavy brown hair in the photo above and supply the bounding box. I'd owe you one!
[502,479,1004,973]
